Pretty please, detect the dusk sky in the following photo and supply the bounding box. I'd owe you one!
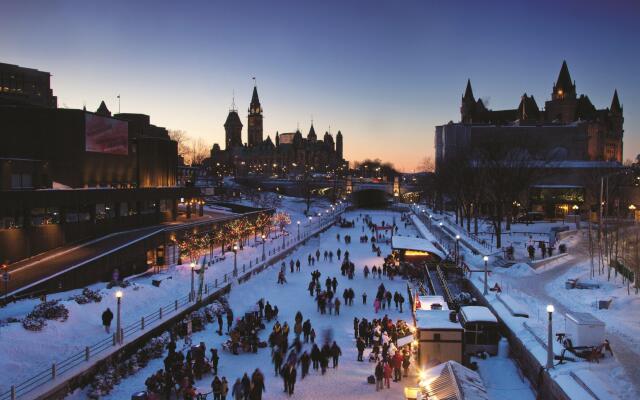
[2,0,639,171]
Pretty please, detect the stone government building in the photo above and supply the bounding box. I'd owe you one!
[435,61,625,216]
[210,85,346,175]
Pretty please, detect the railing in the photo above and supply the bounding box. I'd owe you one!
[0,208,344,400]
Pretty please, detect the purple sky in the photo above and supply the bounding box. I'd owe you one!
[2,0,639,171]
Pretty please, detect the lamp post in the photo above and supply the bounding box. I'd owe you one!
[189,262,196,301]
[233,244,238,276]
[455,235,460,265]
[261,234,266,261]
[115,290,123,344]
[297,221,300,240]
[483,255,489,295]
[546,304,555,369]
[629,204,636,222]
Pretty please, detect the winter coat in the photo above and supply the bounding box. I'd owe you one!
[101,309,113,326]
[375,364,384,380]
[383,363,392,379]
[393,352,403,369]
[331,343,342,358]
[221,379,229,396]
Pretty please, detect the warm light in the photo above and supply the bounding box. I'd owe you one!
[419,370,427,381]
[483,256,489,262]
[547,304,555,313]
[261,234,266,239]
[233,245,238,251]
[629,204,636,211]
[115,291,123,299]
[405,250,429,256]
[572,205,579,210]
[190,262,196,269]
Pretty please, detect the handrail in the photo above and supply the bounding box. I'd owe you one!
[0,208,344,400]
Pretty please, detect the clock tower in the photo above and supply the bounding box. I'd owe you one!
[247,83,263,147]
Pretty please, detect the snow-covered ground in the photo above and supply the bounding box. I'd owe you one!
[71,209,417,399]
[420,208,574,261]
[473,339,535,400]
[0,195,338,395]
[411,207,637,399]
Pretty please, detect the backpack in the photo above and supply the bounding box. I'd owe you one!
[367,375,376,384]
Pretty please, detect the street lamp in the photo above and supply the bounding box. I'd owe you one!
[455,235,461,265]
[546,304,555,369]
[297,221,300,240]
[233,244,238,276]
[483,256,489,295]
[261,234,266,261]
[115,291,123,344]
[190,262,196,301]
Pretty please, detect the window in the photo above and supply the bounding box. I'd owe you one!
[31,207,60,225]
[10,173,33,189]
[95,203,115,221]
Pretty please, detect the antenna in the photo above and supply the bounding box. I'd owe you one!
[231,90,236,111]
[252,76,256,87]
[311,114,314,126]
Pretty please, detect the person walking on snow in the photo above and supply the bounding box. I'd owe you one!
[101,308,113,333]
[331,341,342,368]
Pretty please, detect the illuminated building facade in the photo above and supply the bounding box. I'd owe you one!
[210,85,346,176]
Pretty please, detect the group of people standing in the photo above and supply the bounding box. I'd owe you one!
[372,283,405,314]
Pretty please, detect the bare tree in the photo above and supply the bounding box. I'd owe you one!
[417,156,435,173]
[169,129,192,163]
[169,130,210,166]
[191,137,210,165]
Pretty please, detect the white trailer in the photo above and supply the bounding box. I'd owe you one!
[565,312,605,348]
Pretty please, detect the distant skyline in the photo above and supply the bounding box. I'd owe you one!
[2,0,639,171]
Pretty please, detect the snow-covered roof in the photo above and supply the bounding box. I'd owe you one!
[417,295,449,311]
[419,360,488,400]
[391,235,446,259]
[416,310,462,330]
[459,306,498,324]
[566,312,605,327]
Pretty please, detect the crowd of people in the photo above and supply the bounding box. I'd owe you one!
[266,309,342,397]
[138,212,417,399]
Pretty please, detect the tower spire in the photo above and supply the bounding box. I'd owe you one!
[247,78,263,147]
[553,60,576,99]
[611,89,622,113]
[463,79,474,101]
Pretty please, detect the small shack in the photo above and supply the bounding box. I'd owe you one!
[415,309,464,368]
[459,306,500,356]
[565,312,605,348]
[416,295,449,311]
[404,360,488,400]
[392,235,445,263]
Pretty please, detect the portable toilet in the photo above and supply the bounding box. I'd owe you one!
[565,312,605,347]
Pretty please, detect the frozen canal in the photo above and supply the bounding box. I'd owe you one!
[75,209,415,399]
[67,208,534,399]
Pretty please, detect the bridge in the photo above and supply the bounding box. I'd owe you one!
[235,176,420,205]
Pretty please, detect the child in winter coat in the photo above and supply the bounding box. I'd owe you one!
[383,362,392,388]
